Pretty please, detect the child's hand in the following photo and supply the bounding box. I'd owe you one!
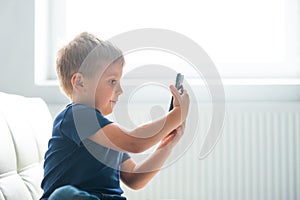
[157,122,186,149]
[170,85,190,121]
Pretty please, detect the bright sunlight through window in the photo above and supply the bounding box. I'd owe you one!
[35,0,300,83]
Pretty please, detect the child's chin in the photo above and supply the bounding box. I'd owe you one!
[103,110,112,116]
[110,102,116,108]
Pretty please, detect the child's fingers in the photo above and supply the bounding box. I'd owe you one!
[170,85,180,96]
[169,85,181,104]
[160,132,176,147]
[176,121,185,130]
[178,85,183,94]
[181,88,188,96]
[172,130,183,143]
[175,122,186,138]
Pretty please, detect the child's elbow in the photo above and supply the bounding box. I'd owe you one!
[131,186,144,190]
[127,183,145,190]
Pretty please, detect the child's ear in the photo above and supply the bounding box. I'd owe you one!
[71,73,85,91]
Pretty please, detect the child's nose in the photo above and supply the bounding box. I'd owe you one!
[115,84,123,95]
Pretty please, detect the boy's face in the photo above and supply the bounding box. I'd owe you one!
[90,61,124,115]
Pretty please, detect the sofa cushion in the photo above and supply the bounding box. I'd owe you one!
[0,92,52,200]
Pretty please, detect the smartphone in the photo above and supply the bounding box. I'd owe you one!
[169,73,184,111]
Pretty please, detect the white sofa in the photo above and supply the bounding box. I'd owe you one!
[0,92,53,200]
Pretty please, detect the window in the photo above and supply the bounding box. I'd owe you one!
[35,0,300,101]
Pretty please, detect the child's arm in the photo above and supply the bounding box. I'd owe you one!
[120,122,186,190]
[89,85,189,153]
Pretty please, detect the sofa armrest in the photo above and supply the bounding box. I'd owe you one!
[0,92,52,200]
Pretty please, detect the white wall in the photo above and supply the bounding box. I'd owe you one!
[0,0,69,105]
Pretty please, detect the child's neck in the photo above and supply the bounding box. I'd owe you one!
[71,94,93,108]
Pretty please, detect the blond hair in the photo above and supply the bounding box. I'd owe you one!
[56,32,124,98]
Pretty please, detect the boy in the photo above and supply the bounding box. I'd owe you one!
[40,32,190,200]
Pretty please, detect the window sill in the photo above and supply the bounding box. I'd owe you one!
[36,78,300,103]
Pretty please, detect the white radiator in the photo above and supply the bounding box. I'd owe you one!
[118,102,300,200]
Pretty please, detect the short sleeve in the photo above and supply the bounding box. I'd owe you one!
[60,104,112,146]
[122,152,131,163]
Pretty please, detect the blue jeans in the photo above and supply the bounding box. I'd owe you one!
[48,185,100,200]
[48,185,127,200]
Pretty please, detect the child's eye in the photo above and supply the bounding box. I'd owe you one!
[109,80,117,85]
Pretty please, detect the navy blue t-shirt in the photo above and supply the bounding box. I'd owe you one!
[40,104,130,199]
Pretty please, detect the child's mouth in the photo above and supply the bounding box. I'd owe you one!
[110,100,117,104]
